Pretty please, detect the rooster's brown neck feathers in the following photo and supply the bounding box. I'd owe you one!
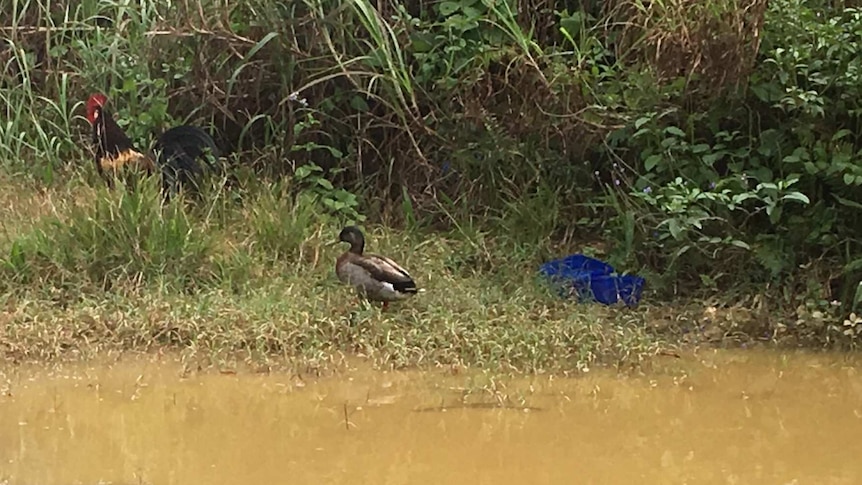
[90,105,154,177]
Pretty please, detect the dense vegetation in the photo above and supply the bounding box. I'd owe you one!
[0,0,860,369]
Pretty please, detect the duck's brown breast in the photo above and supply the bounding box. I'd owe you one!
[335,252,353,281]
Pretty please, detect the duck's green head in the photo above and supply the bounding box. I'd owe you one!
[338,226,365,254]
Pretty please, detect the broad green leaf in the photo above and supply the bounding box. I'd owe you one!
[665,126,686,138]
[781,192,810,204]
[668,219,683,240]
[439,1,460,15]
[832,129,852,141]
[702,153,720,166]
[350,95,370,112]
[834,195,862,210]
[461,6,482,18]
[644,154,662,171]
[730,239,751,250]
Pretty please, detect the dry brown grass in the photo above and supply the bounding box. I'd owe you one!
[605,0,768,94]
[0,174,97,243]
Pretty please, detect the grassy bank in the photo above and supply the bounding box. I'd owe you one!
[2,0,861,369]
[0,171,668,372]
[0,169,842,372]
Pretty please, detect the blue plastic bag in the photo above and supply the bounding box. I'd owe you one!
[539,254,645,307]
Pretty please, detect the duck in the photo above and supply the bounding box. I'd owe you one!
[335,226,419,309]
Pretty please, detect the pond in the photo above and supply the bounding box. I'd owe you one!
[1,349,860,484]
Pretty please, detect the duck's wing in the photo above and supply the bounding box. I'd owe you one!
[352,254,418,294]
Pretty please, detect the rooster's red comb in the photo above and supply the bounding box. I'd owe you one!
[85,93,108,125]
[87,93,107,108]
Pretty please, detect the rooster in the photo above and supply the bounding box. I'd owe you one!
[85,93,221,195]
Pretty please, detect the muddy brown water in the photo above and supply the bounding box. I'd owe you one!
[0,350,861,485]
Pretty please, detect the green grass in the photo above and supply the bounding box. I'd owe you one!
[0,170,672,373]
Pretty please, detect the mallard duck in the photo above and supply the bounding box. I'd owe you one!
[335,226,419,309]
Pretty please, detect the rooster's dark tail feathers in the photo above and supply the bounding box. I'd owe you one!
[153,125,221,196]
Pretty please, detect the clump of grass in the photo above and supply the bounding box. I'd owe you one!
[0,176,214,292]
[246,183,329,263]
